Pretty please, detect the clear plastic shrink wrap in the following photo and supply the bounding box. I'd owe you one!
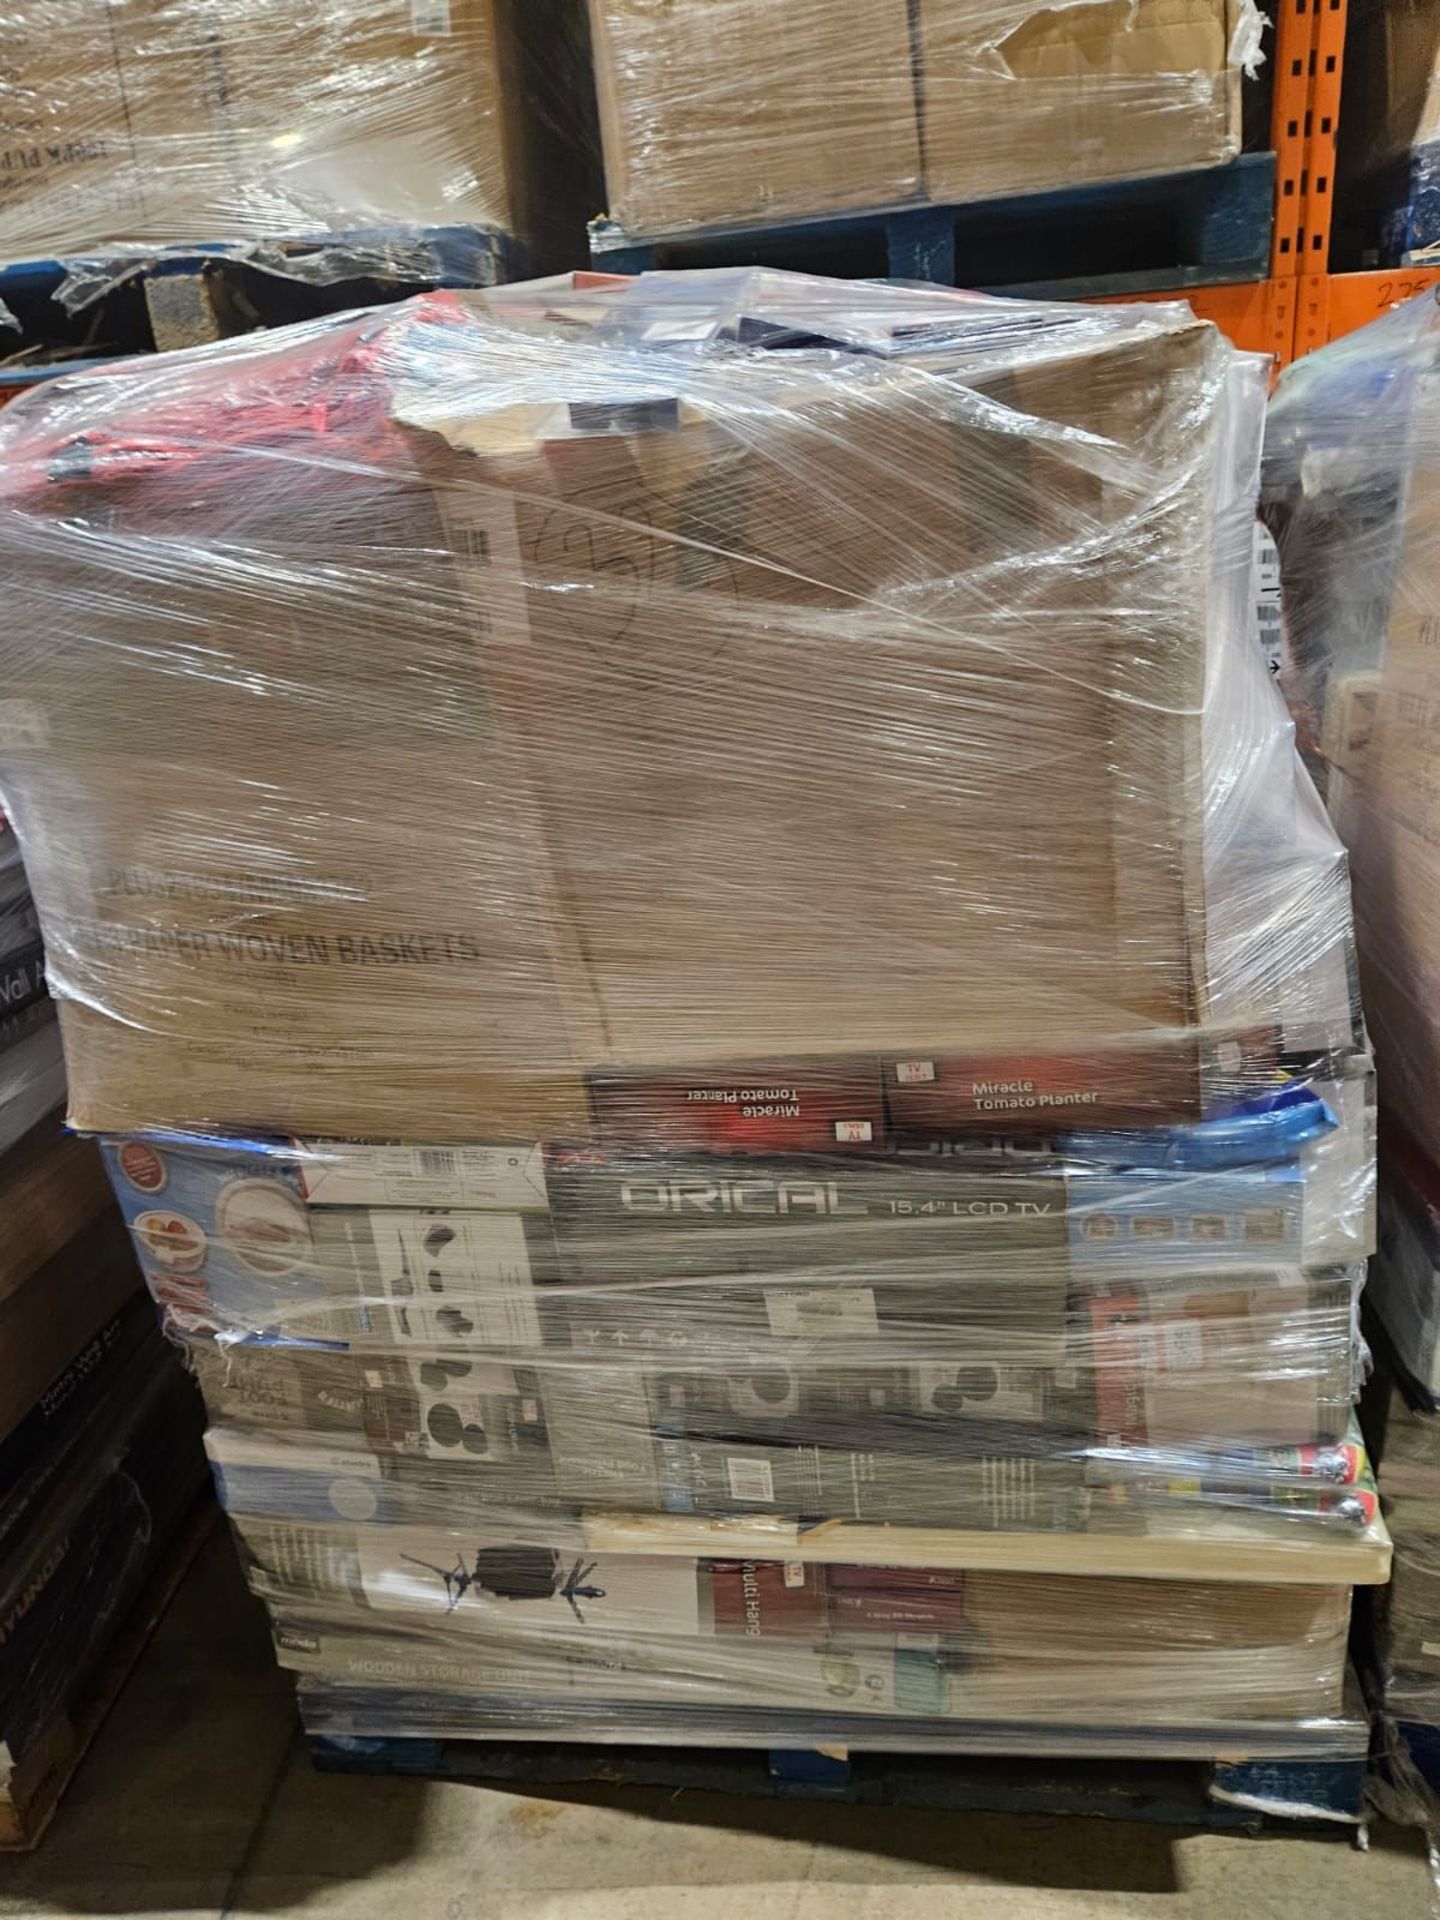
[1264,289,1440,1767]
[588,0,1264,243]
[0,0,593,264]
[0,270,1379,1752]
[1265,295,1440,1173]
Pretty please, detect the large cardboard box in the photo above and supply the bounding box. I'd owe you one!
[918,0,1241,207]
[0,291,1277,1141]
[588,0,1241,240]
[0,0,520,260]
[587,0,921,237]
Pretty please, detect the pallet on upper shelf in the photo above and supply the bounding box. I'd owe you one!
[588,155,1276,300]
[307,1724,1370,1829]
[0,223,519,394]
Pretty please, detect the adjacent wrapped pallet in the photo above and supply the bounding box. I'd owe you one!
[589,0,1258,240]
[0,0,591,263]
[1266,296,1440,1171]
[0,270,1381,1757]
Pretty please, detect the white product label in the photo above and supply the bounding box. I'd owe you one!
[1134,1325,1162,1372]
[1254,522,1284,674]
[205,1429,382,1481]
[1422,1641,1440,1658]
[726,1457,776,1505]
[1160,1320,1206,1372]
[296,1141,548,1211]
[369,1210,541,1348]
[765,1287,880,1339]
[410,0,452,33]
[783,1561,806,1589]
[0,701,49,748]
[893,1060,936,1085]
[833,1119,874,1144]
[434,491,530,645]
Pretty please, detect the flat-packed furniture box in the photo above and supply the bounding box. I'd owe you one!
[588,0,1249,239]
[0,279,1353,1142]
[235,1514,1352,1731]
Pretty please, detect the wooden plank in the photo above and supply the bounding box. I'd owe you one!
[581,1508,1392,1585]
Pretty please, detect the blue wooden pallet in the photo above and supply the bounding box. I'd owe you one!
[308,1735,1367,1832]
[589,154,1274,300]
[0,223,518,383]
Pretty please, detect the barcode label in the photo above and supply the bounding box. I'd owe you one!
[1254,523,1285,674]
[766,1287,879,1339]
[1161,1320,1206,1371]
[434,493,530,644]
[418,1149,459,1175]
[0,701,49,748]
[410,0,452,32]
[726,1457,775,1505]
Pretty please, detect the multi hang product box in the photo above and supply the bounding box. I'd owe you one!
[0,282,1357,1144]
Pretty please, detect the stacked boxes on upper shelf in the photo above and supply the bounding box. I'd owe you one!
[587,0,1255,241]
[0,269,1382,1760]
[1265,290,1440,1773]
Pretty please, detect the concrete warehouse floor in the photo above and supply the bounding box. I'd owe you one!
[0,1529,1432,1920]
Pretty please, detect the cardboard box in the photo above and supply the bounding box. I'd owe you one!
[0,1215,142,1447]
[0,1122,112,1309]
[587,0,921,236]
[1085,1271,1359,1447]
[1,295,1277,1140]
[588,0,1241,239]
[1369,1134,1440,1396]
[100,1133,560,1348]
[919,0,1241,206]
[540,1371,1088,1527]
[263,1559,1347,1727]
[0,0,522,258]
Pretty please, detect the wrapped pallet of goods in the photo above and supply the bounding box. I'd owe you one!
[0,0,597,365]
[0,270,1382,1765]
[1265,289,1440,1791]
